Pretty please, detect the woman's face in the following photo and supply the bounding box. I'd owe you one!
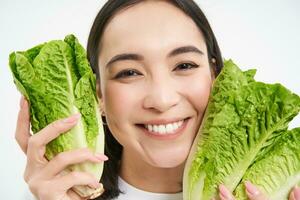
[98,1,213,168]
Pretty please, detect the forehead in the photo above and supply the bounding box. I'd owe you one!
[99,1,206,59]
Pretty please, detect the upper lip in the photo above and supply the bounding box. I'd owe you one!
[138,117,188,125]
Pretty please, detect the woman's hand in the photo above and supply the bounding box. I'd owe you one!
[217,181,300,200]
[15,96,108,200]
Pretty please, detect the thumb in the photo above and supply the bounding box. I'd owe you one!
[15,95,31,154]
[244,181,268,200]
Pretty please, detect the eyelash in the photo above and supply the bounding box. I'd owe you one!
[114,62,199,79]
[114,69,140,79]
[175,62,199,71]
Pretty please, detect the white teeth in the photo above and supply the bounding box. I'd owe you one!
[158,125,166,134]
[153,125,159,132]
[173,123,178,130]
[147,125,153,132]
[144,120,184,134]
[166,124,173,133]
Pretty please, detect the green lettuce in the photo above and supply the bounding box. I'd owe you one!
[235,127,300,199]
[183,60,300,200]
[9,34,105,199]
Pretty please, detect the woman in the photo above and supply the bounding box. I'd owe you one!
[16,0,300,200]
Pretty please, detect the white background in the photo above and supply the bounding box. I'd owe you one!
[0,1,299,199]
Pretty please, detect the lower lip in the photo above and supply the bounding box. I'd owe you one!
[138,118,190,140]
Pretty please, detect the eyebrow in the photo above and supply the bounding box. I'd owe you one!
[106,54,143,68]
[105,45,204,68]
[168,45,204,57]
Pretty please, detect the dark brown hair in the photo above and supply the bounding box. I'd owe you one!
[87,0,223,199]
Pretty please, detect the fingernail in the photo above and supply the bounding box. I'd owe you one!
[94,153,109,161]
[62,113,81,123]
[19,96,25,108]
[294,186,300,200]
[88,181,101,189]
[219,184,233,200]
[244,181,260,196]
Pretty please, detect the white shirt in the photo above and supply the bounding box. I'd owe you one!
[115,176,183,200]
[23,176,183,200]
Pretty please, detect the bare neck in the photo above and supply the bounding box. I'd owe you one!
[119,149,184,193]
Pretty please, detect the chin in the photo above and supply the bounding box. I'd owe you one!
[148,149,188,168]
[152,160,186,169]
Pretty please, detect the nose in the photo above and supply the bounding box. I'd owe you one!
[143,76,180,113]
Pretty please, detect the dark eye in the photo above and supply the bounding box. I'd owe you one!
[174,62,199,71]
[115,69,141,79]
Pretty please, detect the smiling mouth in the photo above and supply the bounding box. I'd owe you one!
[136,117,190,135]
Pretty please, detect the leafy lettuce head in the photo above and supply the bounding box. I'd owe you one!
[9,34,105,199]
[183,60,300,200]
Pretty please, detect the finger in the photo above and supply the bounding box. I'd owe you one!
[54,171,102,192]
[289,189,296,200]
[67,189,89,200]
[26,113,81,160]
[43,148,108,177]
[15,96,31,154]
[219,184,235,200]
[244,181,268,200]
[31,113,81,147]
[290,186,300,200]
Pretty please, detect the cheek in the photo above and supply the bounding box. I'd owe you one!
[182,74,212,114]
[103,82,138,123]
[102,82,140,144]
